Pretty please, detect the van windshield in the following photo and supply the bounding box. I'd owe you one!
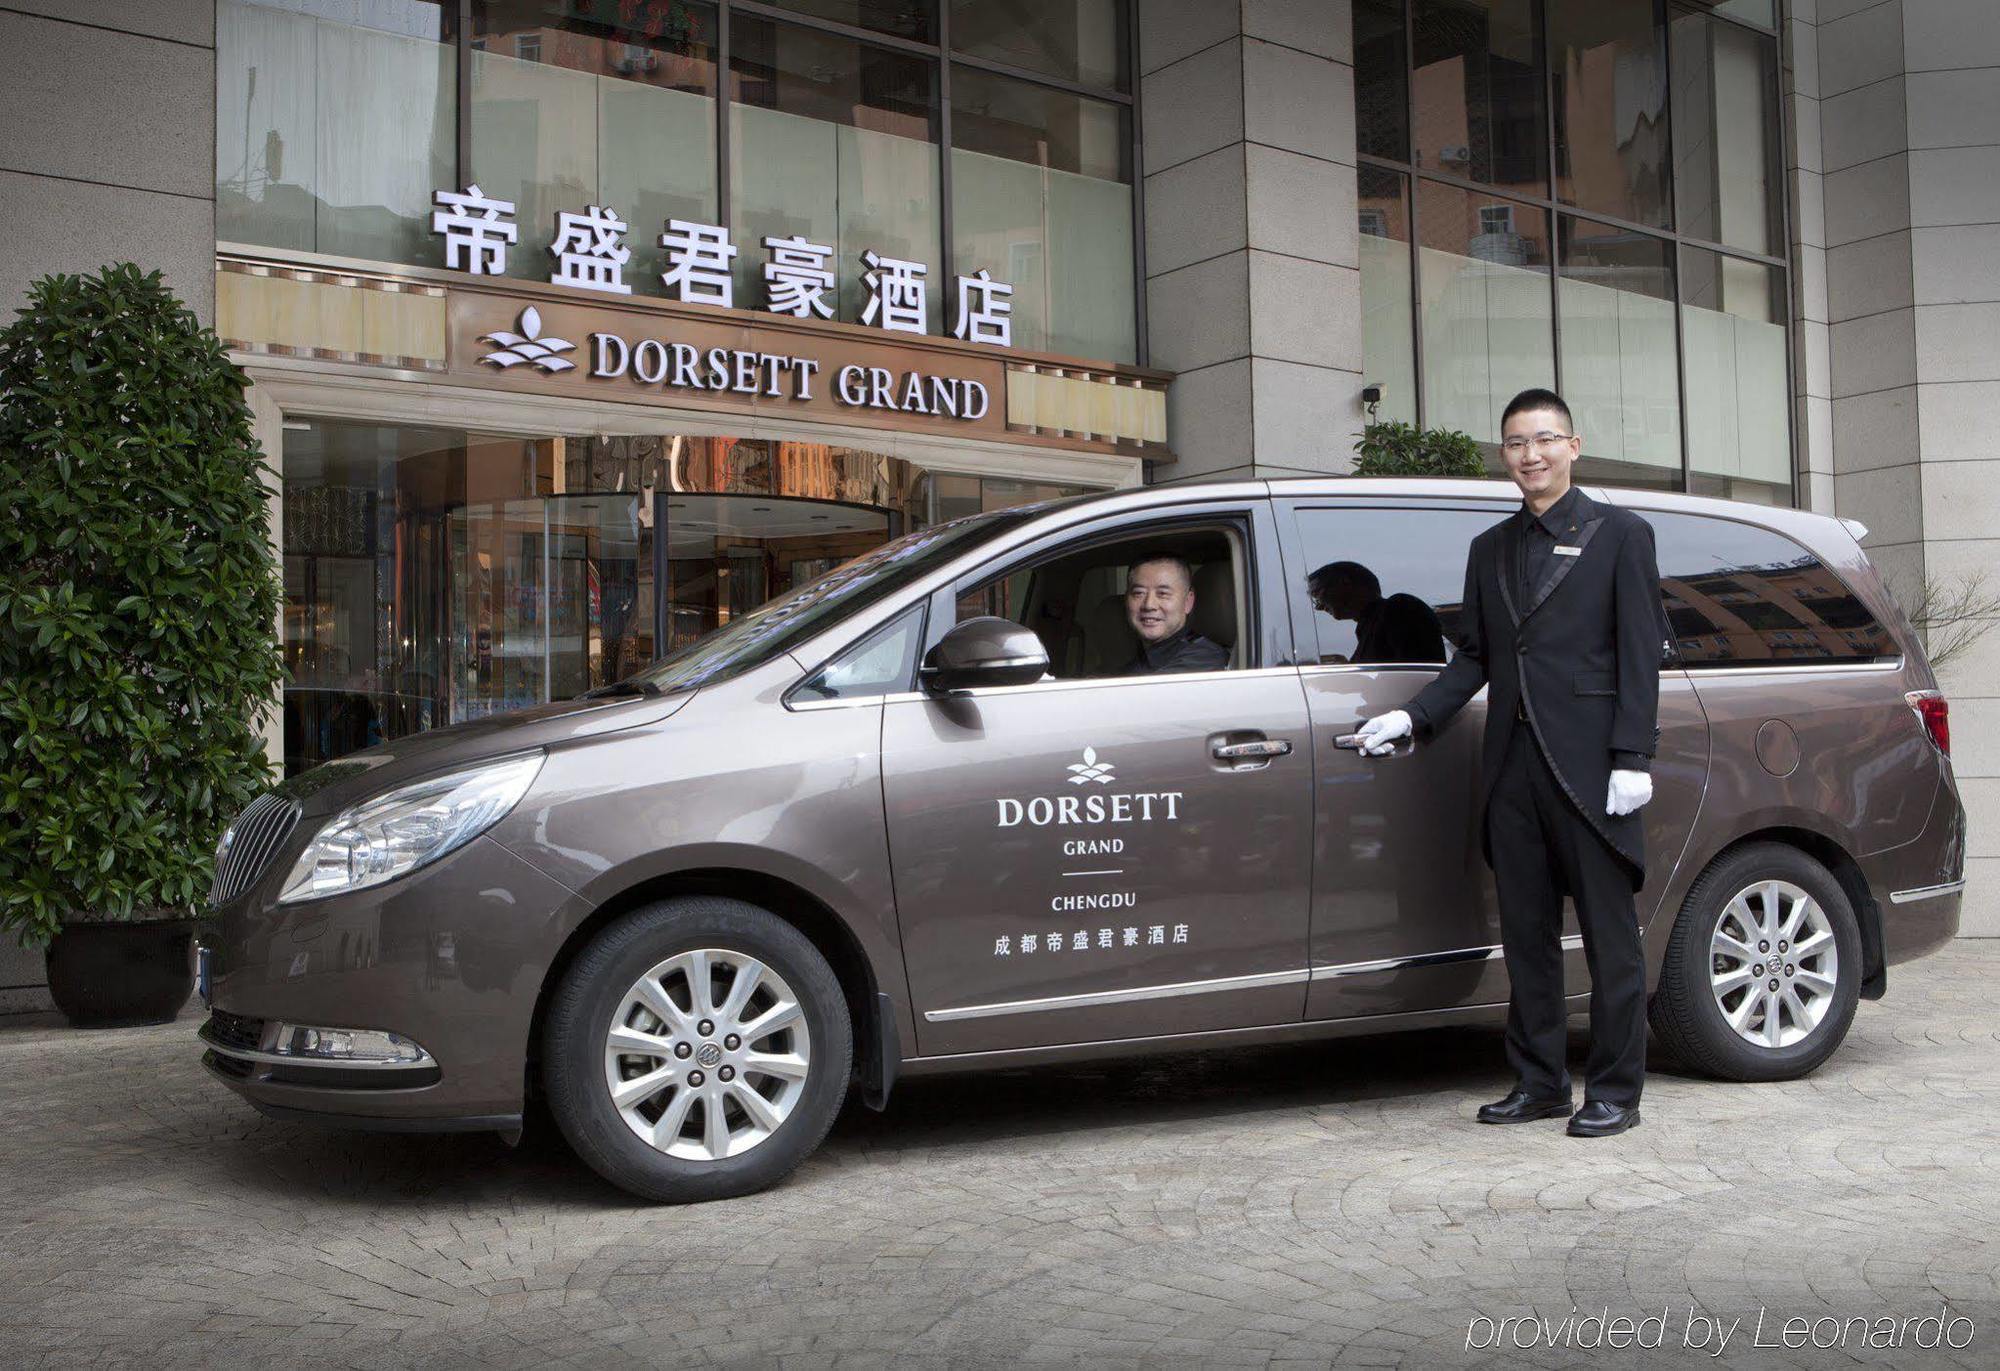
[618,506,1050,695]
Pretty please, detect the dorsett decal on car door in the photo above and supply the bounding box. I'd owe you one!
[989,747,1191,957]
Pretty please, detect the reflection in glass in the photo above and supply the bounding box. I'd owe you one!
[1416,183,1553,446]
[1645,513,1893,666]
[1354,0,1410,161]
[1358,167,1417,426]
[1295,509,1498,665]
[951,0,1126,91]
[468,1,718,289]
[1710,0,1776,29]
[1557,217,1679,483]
[217,0,454,264]
[1411,0,1543,192]
[769,0,934,43]
[951,66,1134,361]
[1682,247,1790,504]
[730,18,939,324]
[1670,9,1780,255]
[1550,0,1670,229]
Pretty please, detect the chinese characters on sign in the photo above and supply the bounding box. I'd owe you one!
[431,187,1013,346]
[994,925,1190,956]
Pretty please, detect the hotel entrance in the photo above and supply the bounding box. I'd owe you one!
[278,419,1071,776]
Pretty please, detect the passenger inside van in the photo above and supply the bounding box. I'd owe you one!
[955,529,1245,680]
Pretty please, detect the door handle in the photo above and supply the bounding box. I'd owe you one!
[1333,731,1412,755]
[1212,738,1293,761]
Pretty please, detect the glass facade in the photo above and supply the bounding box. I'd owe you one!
[217,0,1139,363]
[278,420,1071,775]
[1358,0,1793,504]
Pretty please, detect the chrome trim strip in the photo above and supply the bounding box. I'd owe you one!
[1298,663,1446,677]
[1311,934,1584,980]
[950,665,1302,697]
[1889,879,1966,905]
[197,1022,438,1071]
[923,967,1311,1022]
[1680,658,1904,676]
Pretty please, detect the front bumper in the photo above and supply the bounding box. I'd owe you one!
[201,833,585,1127]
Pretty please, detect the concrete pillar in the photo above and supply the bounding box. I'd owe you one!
[0,3,217,325]
[1139,0,1365,482]
[1806,0,2000,935]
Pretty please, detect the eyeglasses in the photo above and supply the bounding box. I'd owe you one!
[1500,431,1576,457]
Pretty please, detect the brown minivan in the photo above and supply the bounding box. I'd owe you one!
[199,478,1965,1202]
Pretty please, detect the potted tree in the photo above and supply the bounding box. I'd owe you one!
[0,264,282,1026]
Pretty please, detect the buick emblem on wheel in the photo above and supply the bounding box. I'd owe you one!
[198,476,1965,1202]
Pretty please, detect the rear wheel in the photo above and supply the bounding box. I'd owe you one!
[543,896,851,1203]
[1649,842,1861,1082]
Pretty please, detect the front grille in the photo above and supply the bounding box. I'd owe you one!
[204,1008,266,1053]
[209,793,300,905]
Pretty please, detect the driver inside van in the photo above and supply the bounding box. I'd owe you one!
[1120,553,1230,675]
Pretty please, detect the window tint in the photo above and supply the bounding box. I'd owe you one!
[1294,507,1500,666]
[1644,512,1897,666]
[793,605,925,701]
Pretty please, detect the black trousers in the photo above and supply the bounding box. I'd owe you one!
[1485,715,1648,1107]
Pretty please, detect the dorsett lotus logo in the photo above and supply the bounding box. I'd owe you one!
[1066,747,1114,785]
[479,305,576,373]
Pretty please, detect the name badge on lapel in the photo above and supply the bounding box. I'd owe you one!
[1553,544,1583,557]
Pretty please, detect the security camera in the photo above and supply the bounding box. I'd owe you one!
[1360,382,1385,406]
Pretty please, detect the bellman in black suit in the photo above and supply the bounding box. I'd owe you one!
[1354,388,1665,1138]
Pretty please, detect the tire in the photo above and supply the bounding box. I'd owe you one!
[1649,842,1862,1082]
[542,896,852,1203]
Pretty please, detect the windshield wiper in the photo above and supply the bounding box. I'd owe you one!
[580,679,661,700]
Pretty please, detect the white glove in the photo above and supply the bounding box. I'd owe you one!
[1606,769,1653,816]
[1355,709,1412,757]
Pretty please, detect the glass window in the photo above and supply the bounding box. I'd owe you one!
[730,18,940,326]
[1550,0,1670,229]
[279,421,654,775]
[951,0,1127,91]
[957,526,1245,677]
[1354,0,1410,161]
[1670,8,1781,256]
[632,508,1042,694]
[1416,183,1553,447]
[1644,513,1896,666]
[468,2,718,291]
[1294,507,1501,667]
[792,605,926,699]
[1411,0,1544,192]
[1711,0,1775,29]
[1358,167,1417,426]
[1557,217,1679,486]
[769,0,934,44]
[217,0,455,265]
[1682,247,1790,504]
[952,66,1134,361]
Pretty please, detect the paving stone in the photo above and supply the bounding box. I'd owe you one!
[1,946,1998,1366]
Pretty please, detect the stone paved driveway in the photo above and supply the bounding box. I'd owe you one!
[3,944,1997,1369]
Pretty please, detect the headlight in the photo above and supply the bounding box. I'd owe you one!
[278,752,544,904]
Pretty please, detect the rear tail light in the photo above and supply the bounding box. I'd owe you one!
[1906,690,1949,757]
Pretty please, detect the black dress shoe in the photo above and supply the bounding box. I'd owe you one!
[1476,1088,1575,1124]
[1566,1100,1642,1137]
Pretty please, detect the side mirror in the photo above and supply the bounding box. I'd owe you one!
[919,616,1050,694]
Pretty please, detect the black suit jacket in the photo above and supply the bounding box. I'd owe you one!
[1405,490,1667,891]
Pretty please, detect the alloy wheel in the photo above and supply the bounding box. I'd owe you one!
[602,948,812,1161]
[1709,879,1839,1050]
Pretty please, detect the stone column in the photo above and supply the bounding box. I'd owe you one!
[0,2,217,324]
[1138,0,1365,481]
[1812,0,2000,935]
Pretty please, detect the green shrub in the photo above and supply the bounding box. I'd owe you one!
[0,264,282,946]
[1353,420,1486,478]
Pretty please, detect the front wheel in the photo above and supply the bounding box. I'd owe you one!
[1649,842,1862,1082]
[542,896,852,1203]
